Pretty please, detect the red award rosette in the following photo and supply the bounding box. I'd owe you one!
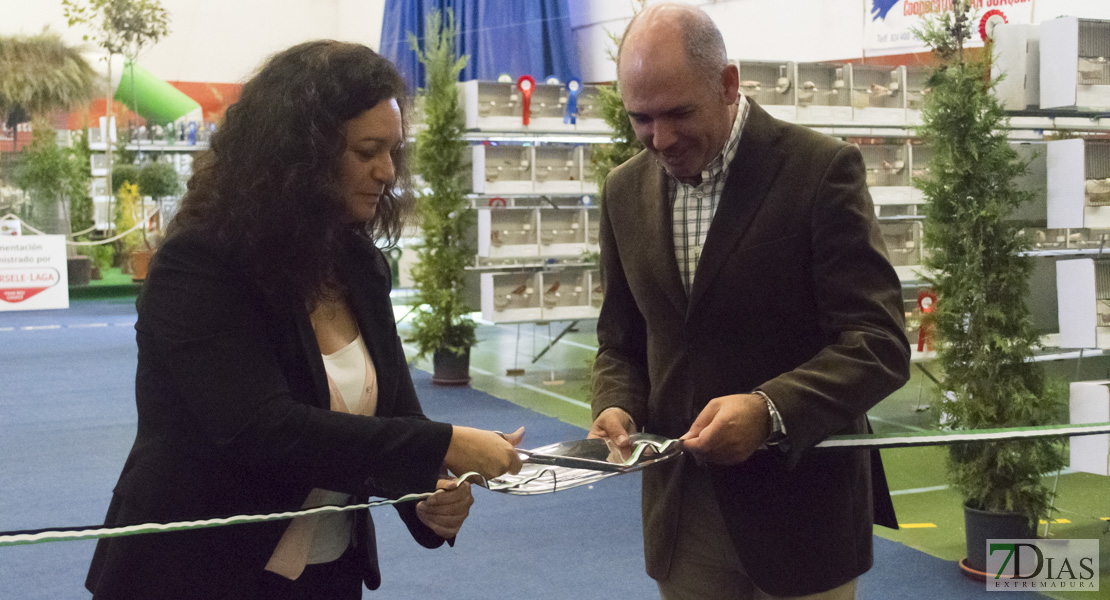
[517,75,535,126]
[979,10,1007,42]
[917,289,937,352]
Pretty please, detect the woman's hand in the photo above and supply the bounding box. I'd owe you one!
[444,426,525,480]
[416,478,474,539]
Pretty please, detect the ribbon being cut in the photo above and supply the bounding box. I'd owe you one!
[2,424,1109,548]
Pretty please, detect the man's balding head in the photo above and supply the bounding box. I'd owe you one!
[614,4,739,182]
[617,4,728,85]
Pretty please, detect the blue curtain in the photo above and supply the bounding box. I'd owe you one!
[380,0,581,94]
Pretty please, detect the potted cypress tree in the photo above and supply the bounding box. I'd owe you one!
[913,2,1066,577]
[408,10,477,385]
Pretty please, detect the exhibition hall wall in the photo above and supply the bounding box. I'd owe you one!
[4,0,1110,86]
[1,0,385,84]
[571,0,1110,81]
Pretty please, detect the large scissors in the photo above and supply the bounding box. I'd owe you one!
[508,433,683,473]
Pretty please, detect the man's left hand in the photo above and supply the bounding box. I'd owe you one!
[679,393,771,465]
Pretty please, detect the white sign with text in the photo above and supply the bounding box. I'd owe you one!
[865,0,1034,55]
[0,236,69,311]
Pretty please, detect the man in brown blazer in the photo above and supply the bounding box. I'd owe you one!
[589,4,911,599]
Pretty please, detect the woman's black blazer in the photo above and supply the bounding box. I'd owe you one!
[86,228,453,599]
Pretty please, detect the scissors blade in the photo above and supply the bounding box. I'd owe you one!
[515,435,683,473]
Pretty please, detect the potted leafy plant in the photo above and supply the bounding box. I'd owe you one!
[110,163,147,278]
[913,2,1066,577]
[63,0,171,233]
[14,119,97,284]
[68,128,96,235]
[77,239,113,280]
[138,161,178,207]
[126,160,178,277]
[407,10,477,385]
[2,30,97,283]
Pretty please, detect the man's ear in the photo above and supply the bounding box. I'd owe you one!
[721,63,740,104]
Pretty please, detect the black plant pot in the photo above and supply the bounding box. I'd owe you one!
[432,347,471,386]
[960,503,1036,579]
[67,256,92,287]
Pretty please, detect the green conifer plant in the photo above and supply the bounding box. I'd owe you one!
[408,10,477,359]
[589,4,645,195]
[914,1,1065,527]
[590,79,641,195]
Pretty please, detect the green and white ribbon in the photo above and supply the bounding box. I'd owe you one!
[0,470,554,548]
[622,437,681,463]
[2,422,1108,548]
[813,422,1110,450]
[1,500,398,548]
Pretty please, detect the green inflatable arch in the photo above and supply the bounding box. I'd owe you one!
[113,59,201,124]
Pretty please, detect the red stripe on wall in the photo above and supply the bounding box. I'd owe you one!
[165,81,242,123]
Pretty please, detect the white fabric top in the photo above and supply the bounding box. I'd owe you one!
[322,333,377,416]
[304,334,376,565]
[301,488,354,566]
[265,333,379,578]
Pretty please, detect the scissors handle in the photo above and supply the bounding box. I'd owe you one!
[492,431,535,462]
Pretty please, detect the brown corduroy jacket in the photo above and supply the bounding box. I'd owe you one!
[592,100,910,597]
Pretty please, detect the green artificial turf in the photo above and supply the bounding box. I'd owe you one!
[404,306,1110,596]
[70,267,144,300]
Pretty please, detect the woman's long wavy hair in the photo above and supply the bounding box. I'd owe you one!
[169,40,412,309]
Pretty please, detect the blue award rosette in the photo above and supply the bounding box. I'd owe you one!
[564,78,581,124]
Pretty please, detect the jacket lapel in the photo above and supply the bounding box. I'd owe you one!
[338,234,396,416]
[293,234,393,413]
[638,156,688,316]
[294,310,332,410]
[687,101,787,314]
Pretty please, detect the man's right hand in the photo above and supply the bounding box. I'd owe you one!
[588,407,636,461]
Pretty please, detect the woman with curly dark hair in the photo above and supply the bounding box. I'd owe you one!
[85,40,523,600]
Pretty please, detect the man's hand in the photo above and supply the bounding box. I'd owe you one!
[679,394,771,465]
[587,407,636,462]
[416,478,474,539]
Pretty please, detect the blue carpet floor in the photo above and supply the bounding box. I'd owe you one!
[0,300,1045,598]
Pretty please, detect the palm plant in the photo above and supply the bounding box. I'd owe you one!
[0,29,97,151]
[2,31,96,255]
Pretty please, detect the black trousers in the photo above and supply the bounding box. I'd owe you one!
[258,544,363,600]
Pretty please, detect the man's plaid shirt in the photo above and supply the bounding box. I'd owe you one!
[670,94,750,295]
